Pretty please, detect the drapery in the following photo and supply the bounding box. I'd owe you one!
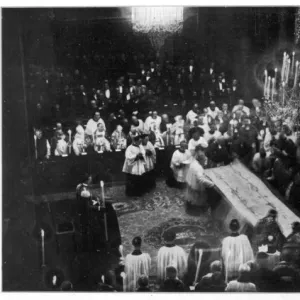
[132,7,183,51]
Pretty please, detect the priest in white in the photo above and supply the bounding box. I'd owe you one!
[157,231,187,283]
[122,133,147,196]
[123,236,151,292]
[221,219,254,283]
[170,140,191,186]
[186,104,199,126]
[188,127,208,156]
[73,125,86,156]
[185,146,214,208]
[232,99,250,116]
[85,111,106,136]
[144,111,162,133]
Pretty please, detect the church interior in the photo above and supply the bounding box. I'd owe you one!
[2,7,300,292]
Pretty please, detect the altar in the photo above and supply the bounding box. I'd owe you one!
[205,159,300,238]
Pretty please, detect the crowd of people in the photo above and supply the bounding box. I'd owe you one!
[60,214,300,292]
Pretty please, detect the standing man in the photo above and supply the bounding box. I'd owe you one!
[122,134,146,196]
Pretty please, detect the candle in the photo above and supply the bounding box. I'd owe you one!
[271,78,275,101]
[68,129,72,154]
[274,68,277,88]
[41,229,45,267]
[291,51,295,77]
[286,58,291,83]
[281,52,286,80]
[100,180,109,242]
[266,76,271,99]
[294,61,299,88]
[194,249,203,285]
[264,70,268,97]
[34,135,38,159]
[282,82,285,106]
[52,275,57,286]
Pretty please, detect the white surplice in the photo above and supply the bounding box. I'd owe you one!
[55,139,68,156]
[170,149,192,183]
[142,141,156,172]
[221,234,254,282]
[124,253,151,292]
[122,144,146,175]
[157,245,187,282]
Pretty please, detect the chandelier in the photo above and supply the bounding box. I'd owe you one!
[132,7,183,51]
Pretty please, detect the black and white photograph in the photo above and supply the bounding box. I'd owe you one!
[2,3,300,293]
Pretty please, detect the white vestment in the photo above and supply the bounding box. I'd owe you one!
[124,253,151,292]
[144,116,162,132]
[170,150,192,183]
[204,130,222,143]
[207,107,220,120]
[157,245,187,282]
[188,137,208,156]
[122,144,146,175]
[142,141,156,172]
[85,118,106,136]
[186,110,198,125]
[55,139,68,156]
[225,280,257,292]
[221,235,254,282]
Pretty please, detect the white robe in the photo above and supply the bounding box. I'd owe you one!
[142,141,156,172]
[204,130,222,143]
[185,159,213,206]
[172,120,185,146]
[186,110,198,125]
[122,145,146,175]
[72,135,85,156]
[124,253,151,292]
[207,107,220,120]
[221,235,254,282]
[85,118,106,136]
[188,137,208,156]
[157,245,187,282]
[55,139,68,156]
[170,150,191,183]
[144,116,162,132]
[131,120,144,132]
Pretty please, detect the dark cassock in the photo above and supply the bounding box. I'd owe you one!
[157,231,187,283]
[221,219,254,283]
[252,209,285,253]
[122,134,147,197]
[123,237,151,292]
[33,129,51,161]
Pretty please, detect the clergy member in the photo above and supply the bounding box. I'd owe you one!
[157,231,187,283]
[85,111,106,136]
[170,140,191,188]
[123,236,151,292]
[221,219,254,282]
[122,133,146,196]
[185,146,214,209]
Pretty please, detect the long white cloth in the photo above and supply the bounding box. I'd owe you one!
[157,245,187,282]
[170,150,191,183]
[124,253,151,292]
[122,145,146,175]
[221,235,254,282]
[225,280,257,292]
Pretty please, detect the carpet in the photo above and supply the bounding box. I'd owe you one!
[110,181,226,276]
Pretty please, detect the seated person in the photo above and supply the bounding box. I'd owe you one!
[195,271,226,292]
[93,123,111,152]
[111,125,127,150]
[144,111,162,133]
[131,115,144,132]
[204,123,222,143]
[136,275,151,292]
[206,101,220,121]
[54,130,69,156]
[85,111,106,136]
[232,99,250,116]
[73,125,86,156]
[251,148,271,176]
[33,128,51,160]
[172,115,186,146]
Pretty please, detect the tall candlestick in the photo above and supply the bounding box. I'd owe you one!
[68,129,72,154]
[291,51,295,77]
[274,68,278,88]
[271,78,275,101]
[281,52,286,80]
[286,58,291,83]
[34,135,38,159]
[266,76,271,99]
[282,82,285,106]
[41,229,45,267]
[264,69,268,97]
[194,249,203,285]
[100,181,108,242]
[294,61,299,88]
